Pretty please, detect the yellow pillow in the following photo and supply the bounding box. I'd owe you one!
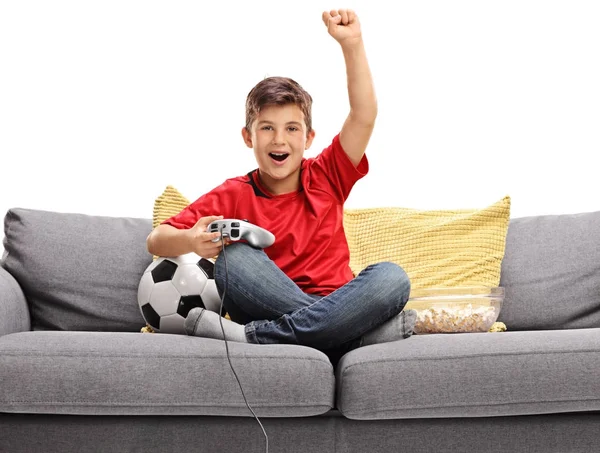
[343,196,511,289]
[153,185,191,229]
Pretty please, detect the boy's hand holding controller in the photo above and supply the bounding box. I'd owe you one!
[188,215,230,259]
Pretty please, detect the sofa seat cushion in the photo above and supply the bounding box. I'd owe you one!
[336,328,600,420]
[0,331,334,417]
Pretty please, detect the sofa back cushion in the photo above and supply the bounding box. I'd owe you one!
[2,208,152,331]
[498,210,600,330]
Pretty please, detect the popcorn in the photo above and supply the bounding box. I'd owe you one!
[413,304,498,334]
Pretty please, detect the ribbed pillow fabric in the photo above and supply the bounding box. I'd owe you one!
[343,196,511,289]
[153,185,190,229]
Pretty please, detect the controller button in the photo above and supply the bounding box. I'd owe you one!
[231,228,240,238]
[210,224,218,232]
[231,222,240,227]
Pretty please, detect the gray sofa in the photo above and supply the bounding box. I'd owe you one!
[1,207,600,453]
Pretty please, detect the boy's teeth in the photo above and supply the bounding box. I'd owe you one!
[269,152,289,162]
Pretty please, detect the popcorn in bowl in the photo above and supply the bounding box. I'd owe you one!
[404,286,504,334]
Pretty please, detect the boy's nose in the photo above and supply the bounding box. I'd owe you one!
[272,131,285,145]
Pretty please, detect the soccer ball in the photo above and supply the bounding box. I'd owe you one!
[137,252,223,334]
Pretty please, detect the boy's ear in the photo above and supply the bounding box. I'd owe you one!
[241,127,253,148]
[305,129,316,149]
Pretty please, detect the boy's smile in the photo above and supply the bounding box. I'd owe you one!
[242,104,315,195]
[269,152,289,164]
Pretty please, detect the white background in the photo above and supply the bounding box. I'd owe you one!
[1,1,599,252]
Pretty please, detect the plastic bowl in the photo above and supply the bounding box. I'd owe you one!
[404,286,504,334]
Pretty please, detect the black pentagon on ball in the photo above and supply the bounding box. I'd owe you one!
[197,258,214,279]
[177,295,206,318]
[141,303,161,330]
[151,259,178,283]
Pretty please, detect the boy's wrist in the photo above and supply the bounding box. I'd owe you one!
[183,228,197,252]
[339,36,364,53]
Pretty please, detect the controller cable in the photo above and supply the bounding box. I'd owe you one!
[218,229,269,453]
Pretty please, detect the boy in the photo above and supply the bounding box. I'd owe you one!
[147,9,415,363]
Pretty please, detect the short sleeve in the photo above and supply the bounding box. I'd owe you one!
[304,134,369,203]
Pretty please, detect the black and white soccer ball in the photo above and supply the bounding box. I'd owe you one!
[137,252,223,334]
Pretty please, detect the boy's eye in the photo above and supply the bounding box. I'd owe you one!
[261,125,273,130]
[288,126,298,132]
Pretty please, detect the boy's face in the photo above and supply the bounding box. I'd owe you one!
[242,104,315,195]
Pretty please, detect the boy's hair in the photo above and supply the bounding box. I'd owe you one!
[245,76,313,134]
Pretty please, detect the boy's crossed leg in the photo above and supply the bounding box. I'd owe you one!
[185,243,415,348]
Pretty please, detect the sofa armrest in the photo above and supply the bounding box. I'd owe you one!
[0,265,31,335]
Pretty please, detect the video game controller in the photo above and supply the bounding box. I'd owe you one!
[207,219,275,249]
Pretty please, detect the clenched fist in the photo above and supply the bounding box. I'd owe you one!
[322,9,362,45]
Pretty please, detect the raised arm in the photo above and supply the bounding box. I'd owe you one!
[322,9,377,167]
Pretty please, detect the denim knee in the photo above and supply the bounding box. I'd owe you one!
[368,261,411,312]
[214,242,253,286]
[388,262,411,301]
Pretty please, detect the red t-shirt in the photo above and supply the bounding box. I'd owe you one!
[162,134,368,295]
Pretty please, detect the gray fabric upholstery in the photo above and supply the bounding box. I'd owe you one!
[0,265,30,335]
[0,331,335,417]
[499,210,600,331]
[0,413,337,453]
[336,329,600,420]
[335,412,600,453]
[2,411,600,453]
[2,208,153,331]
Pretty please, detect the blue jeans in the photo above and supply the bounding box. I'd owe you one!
[214,243,411,354]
